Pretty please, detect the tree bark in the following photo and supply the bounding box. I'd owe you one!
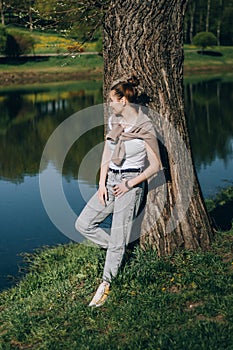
[103,0,213,256]
[29,4,33,31]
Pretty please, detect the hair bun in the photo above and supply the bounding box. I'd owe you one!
[127,76,139,87]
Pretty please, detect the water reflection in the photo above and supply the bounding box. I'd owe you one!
[0,81,104,290]
[0,75,232,291]
[0,77,232,190]
[184,77,232,168]
[184,75,233,197]
[0,81,103,182]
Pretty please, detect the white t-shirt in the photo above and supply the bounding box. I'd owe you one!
[107,117,147,170]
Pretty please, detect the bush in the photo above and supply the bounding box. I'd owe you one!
[0,25,7,54]
[193,32,217,51]
[5,30,35,57]
[67,43,84,54]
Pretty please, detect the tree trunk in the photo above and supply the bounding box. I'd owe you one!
[189,1,196,43]
[217,0,223,46]
[103,0,213,256]
[0,0,5,26]
[206,0,211,32]
[29,5,33,31]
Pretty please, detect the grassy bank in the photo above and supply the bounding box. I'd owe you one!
[0,55,103,86]
[0,42,233,86]
[183,45,233,73]
[0,226,232,349]
[5,26,98,54]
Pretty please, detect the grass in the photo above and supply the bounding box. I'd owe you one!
[0,27,103,84]
[1,46,232,73]
[0,26,233,81]
[205,185,233,212]
[1,46,232,87]
[0,55,103,72]
[0,226,232,349]
[183,45,233,73]
[5,26,97,54]
[0,55,103,86]
[0,31,232,348]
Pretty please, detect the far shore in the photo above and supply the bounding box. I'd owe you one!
[0,45,232,86]
[0,47,233,87]
[0,70,103,87]
[0,65,233,87]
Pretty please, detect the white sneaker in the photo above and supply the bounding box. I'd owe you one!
[88,281,110,307]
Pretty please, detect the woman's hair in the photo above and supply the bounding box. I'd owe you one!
[110,76,139,103]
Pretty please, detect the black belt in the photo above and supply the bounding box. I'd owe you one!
[109,167,142,174]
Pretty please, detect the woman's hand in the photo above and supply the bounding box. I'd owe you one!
[113,180,131,197]
[98,184,108,206]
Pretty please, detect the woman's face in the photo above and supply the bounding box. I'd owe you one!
[109,90,125,115]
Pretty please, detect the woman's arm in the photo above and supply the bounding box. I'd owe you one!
[98,142,111,205]
[113,142,160,197]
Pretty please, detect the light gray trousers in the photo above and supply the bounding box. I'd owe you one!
[75,170,145,282]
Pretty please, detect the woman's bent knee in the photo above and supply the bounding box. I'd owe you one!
[75,217,88,234]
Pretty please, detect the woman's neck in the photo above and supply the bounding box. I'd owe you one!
[121,104,139,127]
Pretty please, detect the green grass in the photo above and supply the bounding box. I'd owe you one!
[1,46,232,85]
[205,185,233,212]
[184,45,233,72]
[0,227,232,349]
[0,26,232,78]
[5,26,97,54]
[0,55,103,72]
[0,55,103,86]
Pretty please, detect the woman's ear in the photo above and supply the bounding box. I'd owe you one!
[121,96,127,107]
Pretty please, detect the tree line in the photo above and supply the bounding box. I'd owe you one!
[185,0,233,45]
[0,0,232,45]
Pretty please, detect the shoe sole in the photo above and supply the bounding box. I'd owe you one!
[88,290,110,307]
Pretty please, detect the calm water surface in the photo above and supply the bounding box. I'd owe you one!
[0,75,232,291]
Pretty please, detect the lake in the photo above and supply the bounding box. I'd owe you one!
[0,74,232,291]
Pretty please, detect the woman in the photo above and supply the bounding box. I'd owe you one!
[75,77,161,307]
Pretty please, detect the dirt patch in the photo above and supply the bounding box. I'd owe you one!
[184,301,205,311]
[1,65,232,86]
[196,314,225,324]
[0,70,102,86]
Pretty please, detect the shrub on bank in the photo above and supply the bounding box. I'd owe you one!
[193,32,218,53]
[67,43,84,54]
[5,30,35,57]
[0,29,35,58]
